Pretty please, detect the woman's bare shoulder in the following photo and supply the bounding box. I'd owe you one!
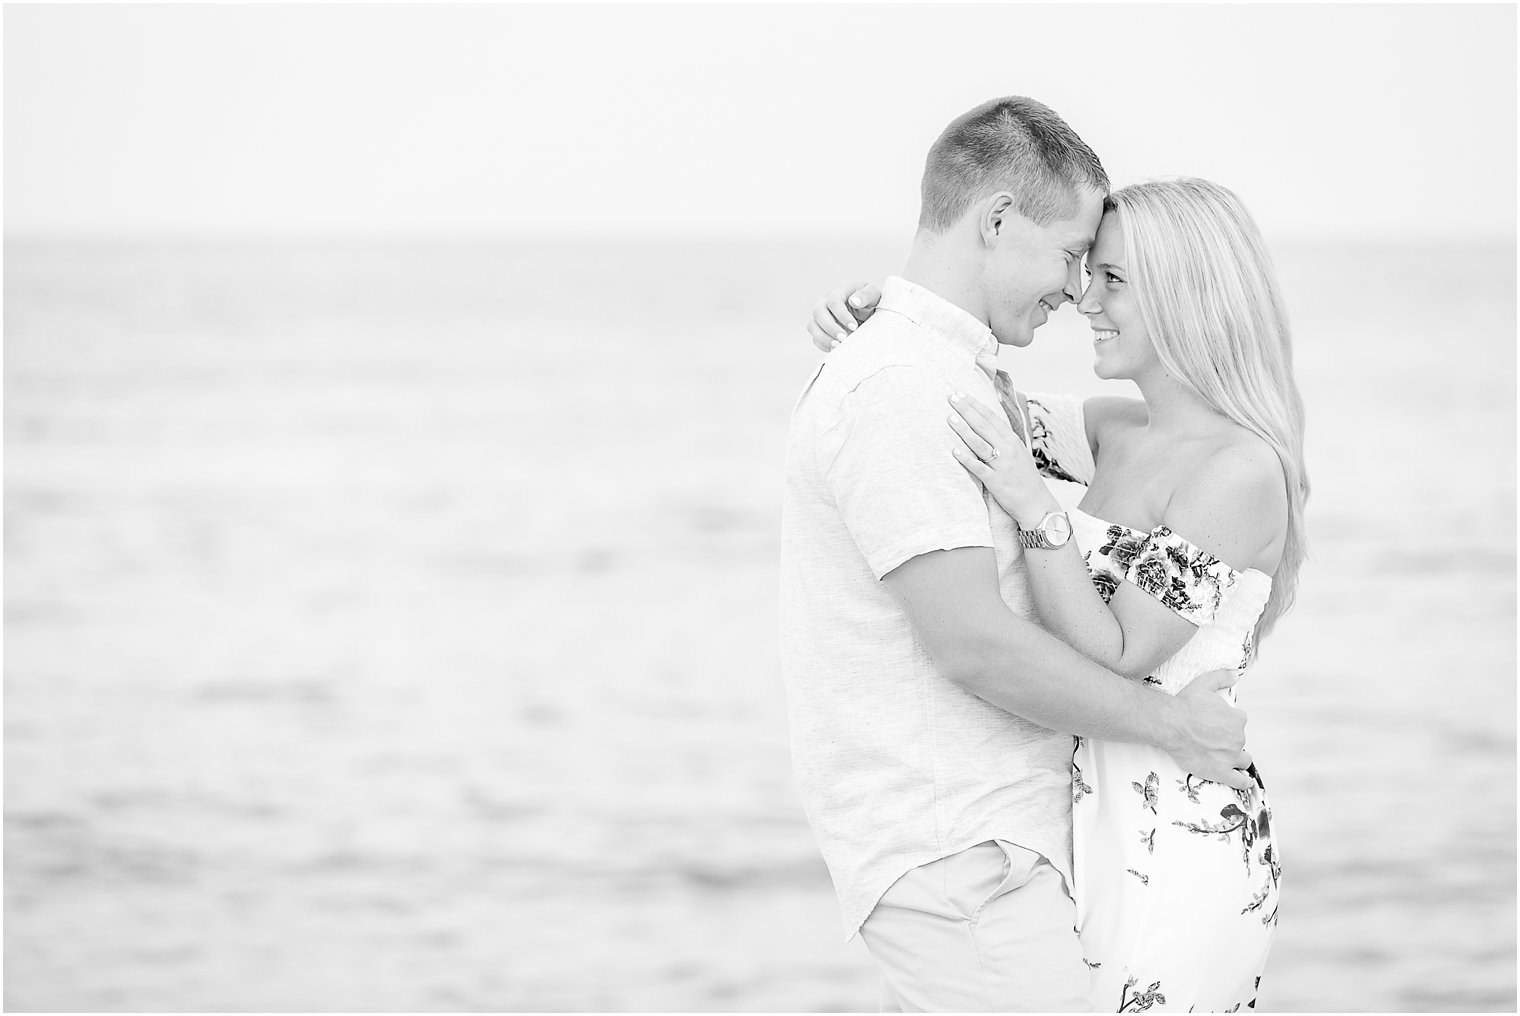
[1165,427,1289,570]
[1202,427,1287,496]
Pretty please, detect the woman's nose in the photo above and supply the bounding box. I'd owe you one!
[1076,279,1100,316]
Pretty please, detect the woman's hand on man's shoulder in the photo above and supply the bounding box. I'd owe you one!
[807,282,882,352]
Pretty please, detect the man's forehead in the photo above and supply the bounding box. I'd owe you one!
[1061,225,1097,250]
[1063,191,1105,248]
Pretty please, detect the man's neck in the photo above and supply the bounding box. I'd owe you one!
[899,233,988,326]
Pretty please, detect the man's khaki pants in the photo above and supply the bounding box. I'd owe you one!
[859,840,1093,1012]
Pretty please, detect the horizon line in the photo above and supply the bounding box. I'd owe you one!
[6,229,1516,249]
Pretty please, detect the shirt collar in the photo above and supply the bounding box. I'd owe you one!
[877,276,999,379]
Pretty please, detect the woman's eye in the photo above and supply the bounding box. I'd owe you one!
[1106,272,1124,285]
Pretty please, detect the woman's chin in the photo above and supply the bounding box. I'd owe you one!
[1091,353,1133,382]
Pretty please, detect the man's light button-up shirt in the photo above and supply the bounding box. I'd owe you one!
[779,276,1074,939]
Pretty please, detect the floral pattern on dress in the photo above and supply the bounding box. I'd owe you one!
[1098,525,1148,576]
[1125,526,1237,625]
[1169,764,1278,925]
[1132,772,1160,814]
[1073,736,1095,805]
[1242,842,1282,928]
[1091,568,1121,604]
[1177,773,1215,804]
[1068,505,1279,1011]
[1119,977,1167,1012]
[1083,525,1146,605]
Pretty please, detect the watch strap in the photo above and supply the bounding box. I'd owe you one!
[1017,510,1072,550]
[1018,528,1051,549]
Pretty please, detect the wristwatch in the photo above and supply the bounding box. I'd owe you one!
[1017,510,1074,550]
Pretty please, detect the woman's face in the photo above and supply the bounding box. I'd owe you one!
[1078,213,1159,382]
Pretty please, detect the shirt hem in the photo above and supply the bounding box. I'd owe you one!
[839,832,1075,942]
[868,535,995,582]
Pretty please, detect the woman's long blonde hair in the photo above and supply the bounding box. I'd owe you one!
[1106,178,1309,645]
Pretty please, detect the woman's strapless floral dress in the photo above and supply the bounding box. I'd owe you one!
[1015,384,1281,1014]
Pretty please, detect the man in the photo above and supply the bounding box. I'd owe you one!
[778,96,1253,1012]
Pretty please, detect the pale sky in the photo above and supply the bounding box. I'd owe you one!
[5,3,1515,241]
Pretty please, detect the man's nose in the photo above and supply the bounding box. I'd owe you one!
[1062,258,1084,304]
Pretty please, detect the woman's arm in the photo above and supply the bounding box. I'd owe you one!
[949,392,1185,677]
[1019,532,1200,681]
[948,393,1284,680]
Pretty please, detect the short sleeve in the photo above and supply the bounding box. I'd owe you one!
[822,367,993,579]
[1009,383,1095,486]
[1124,525,1239,626]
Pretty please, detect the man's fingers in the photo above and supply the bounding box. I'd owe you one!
[1239,750,1253,771]
[1191,765,1254,791]
[1200,667,1244,691]
[1218,769,1254,792]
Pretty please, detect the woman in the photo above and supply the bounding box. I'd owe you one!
[807,178,1308,1012]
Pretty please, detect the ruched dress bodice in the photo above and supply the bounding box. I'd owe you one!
[1067,507,1272,695]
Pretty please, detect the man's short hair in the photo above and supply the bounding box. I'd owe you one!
[918,97,1109,233]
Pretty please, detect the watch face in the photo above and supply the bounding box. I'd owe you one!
[1045,512,1073,546]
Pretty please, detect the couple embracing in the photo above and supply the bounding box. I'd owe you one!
[779,96,1307,1013]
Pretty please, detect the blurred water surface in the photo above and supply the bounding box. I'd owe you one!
[4,238,1515,1012]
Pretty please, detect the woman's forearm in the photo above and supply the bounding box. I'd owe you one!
[950,388,1145,675]
[1021,538,1133,676]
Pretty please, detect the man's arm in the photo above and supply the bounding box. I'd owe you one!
[884,545,1254,790]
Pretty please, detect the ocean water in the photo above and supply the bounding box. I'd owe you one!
[4,237,1515,1012]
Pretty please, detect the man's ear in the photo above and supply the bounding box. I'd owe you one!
[980,192,1017,248]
